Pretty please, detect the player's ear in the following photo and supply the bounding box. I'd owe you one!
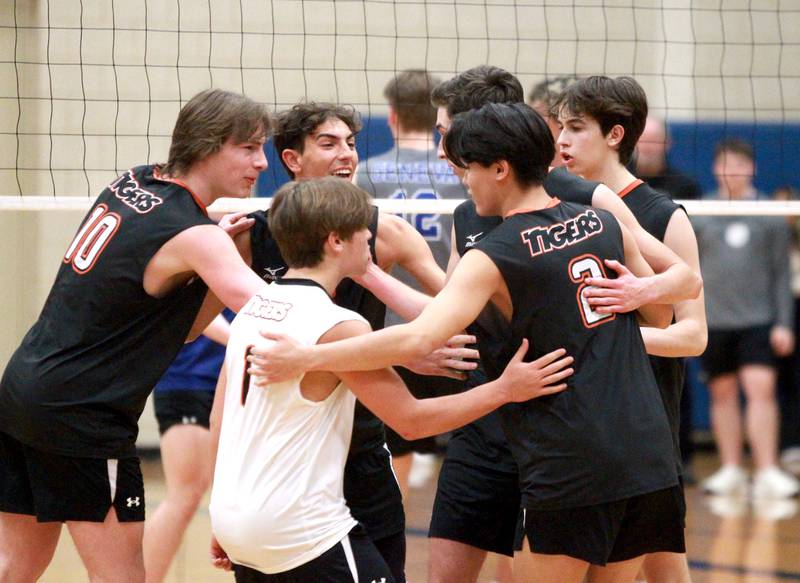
[281,149,303,176]
[327,231,344,252]
[606,124,625,149]
[495,160,510,181]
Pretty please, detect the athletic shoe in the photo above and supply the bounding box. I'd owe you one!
[751,466,800,499]
[706,494,748,518]
[780,446,800,476]
[752,497,798,520]
[702,465,749,496]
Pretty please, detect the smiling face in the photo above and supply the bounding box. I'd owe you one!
[203,133,268,198]
[284,118,358,181]
[556,110,613,178]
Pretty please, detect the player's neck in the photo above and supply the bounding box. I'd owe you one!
[284,265,342,298]
[171,169,216,207]
[395,132,435,151]
[500,184,552,217]
[582,159,637,196]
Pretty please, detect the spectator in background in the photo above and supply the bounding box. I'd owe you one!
[635,116,702,200]
[693,139,799,498]
[635,115,704,481]
[143,311,232,583]
[527,75,579,167]
[357,69,468,499]
[773,185,800,475]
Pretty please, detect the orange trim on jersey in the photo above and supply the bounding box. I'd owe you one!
[505,197,561,218]
[153,167,209,216]
[617,179,643,199]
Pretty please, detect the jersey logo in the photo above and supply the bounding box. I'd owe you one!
[262,266,286,281]
[520,209,604,258]
[126,497,141,508]
[242,294,293,321]
[109,170,164,214]
[465,232,483,247]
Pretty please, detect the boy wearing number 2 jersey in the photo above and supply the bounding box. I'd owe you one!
[248,103,684,583]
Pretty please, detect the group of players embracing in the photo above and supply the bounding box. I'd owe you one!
[0,65,706,583]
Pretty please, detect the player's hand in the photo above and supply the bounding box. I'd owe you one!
[210,535,232,571]
[498,340,573,403]
[247,331,310,385]
[771,325,795,357]
[402,334,479,380]
[583,259,653,314]
[351,259,381,288]
[218,211,255,238]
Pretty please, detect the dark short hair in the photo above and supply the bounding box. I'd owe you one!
[553,75,648,165]
[384,69,439,132]
[273,102,362,178]
[527,75,580,112]
[162,89,271,176]
[714,138,755,163]
[431,65,524,117]
[269,177,373,268]
[444,102,554,188]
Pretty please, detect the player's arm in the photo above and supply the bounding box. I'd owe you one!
[147,224,264,312]
[202,313,231,345]
[375,212,446,294]
[617,220,673,328]
[639,210,708,357]
[356,260,434,322]
[584,185,702,309]
[249,249,505,382]
[321,320,571,440]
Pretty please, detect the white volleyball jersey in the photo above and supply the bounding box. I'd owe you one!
[209,278,367,574]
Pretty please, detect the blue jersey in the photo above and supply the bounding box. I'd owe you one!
[154,309,234,393]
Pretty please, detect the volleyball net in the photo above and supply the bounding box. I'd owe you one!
[1,0,799,215]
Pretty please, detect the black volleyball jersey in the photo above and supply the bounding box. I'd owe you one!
[446,169,601,473]
[475,201,677,510]
[619,179,686,469]
[0,165,215,458]
[249,206,387,456]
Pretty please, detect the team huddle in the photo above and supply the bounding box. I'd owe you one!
[0,66,706,583]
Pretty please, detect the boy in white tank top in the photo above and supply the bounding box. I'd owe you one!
[209,177,573,582]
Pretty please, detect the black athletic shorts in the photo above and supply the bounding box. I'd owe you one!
[344,445,405,542]
[429,458,520,557]
[0,430,145,523]
[232,525,395,583]
[517,485,686,566]
[153,389,215,435]
[702,325,775,380]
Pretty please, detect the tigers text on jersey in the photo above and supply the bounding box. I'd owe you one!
[0,165,215,458]
[210,279,366,574]
[475,201,678,510]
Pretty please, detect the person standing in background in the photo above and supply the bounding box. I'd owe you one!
[357,69,468,499]
[634,116,702,201]
[694,139,799,499]
[143,311,232,583]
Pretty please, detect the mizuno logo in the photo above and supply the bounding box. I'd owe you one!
[263,266,286,281]
[465,232,483,247]
[126,497,141,508]
[371,579,387,583]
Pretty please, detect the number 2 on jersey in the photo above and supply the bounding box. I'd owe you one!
[64,204,121,274]
[568,254,615,329]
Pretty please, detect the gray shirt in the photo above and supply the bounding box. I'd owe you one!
[692,200,794,330]
[357,146,467,325]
